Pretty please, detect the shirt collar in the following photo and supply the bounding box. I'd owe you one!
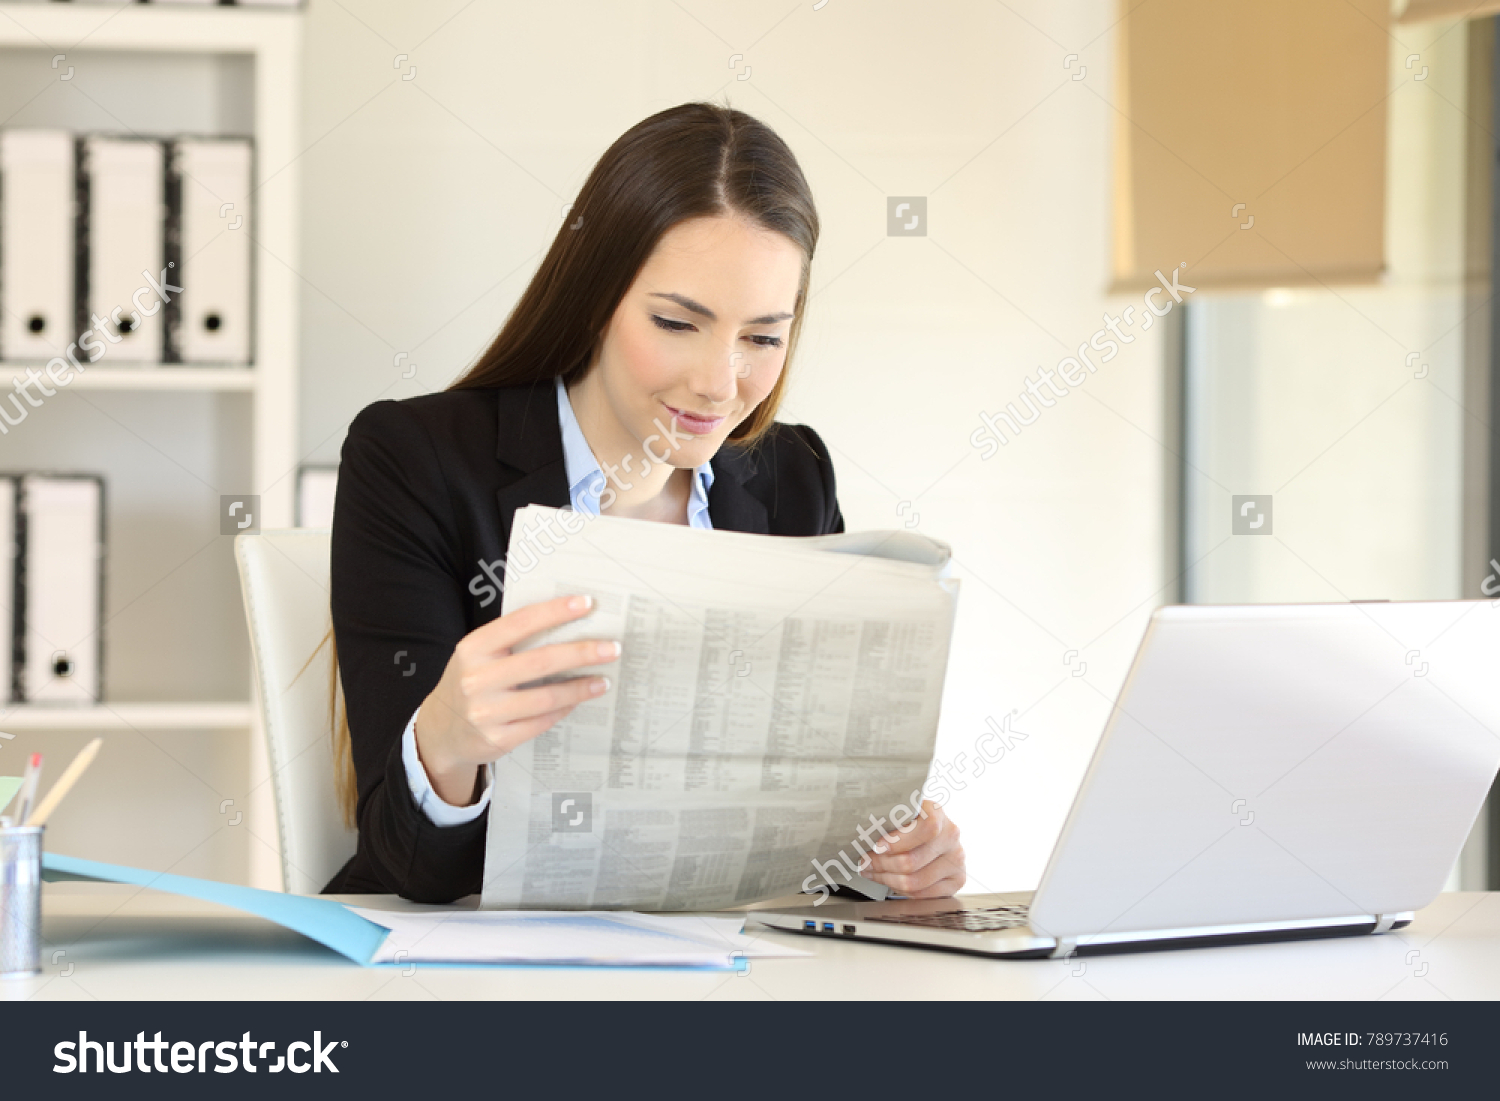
[554,376,715,525]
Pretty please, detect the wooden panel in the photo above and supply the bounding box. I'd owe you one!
[1113,0,1389,290]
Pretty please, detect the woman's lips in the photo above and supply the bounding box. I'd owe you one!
[663,402,726,435]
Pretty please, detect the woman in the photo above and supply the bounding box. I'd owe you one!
[326,102,965,904]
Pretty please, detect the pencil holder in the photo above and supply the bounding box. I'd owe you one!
[0,825,43,979]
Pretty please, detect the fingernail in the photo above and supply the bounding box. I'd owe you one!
[597,640,621,660]
[569,594,593,612]
[856,855,871,871]
[873,842,888,854]
[591,677,610,695]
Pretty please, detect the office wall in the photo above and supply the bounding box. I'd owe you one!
[294,0,1165,894]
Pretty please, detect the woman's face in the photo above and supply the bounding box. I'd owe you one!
[585,213,804,469]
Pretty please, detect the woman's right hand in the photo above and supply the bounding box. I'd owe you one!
[413,593,620,806]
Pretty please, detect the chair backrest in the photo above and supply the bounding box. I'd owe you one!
[234,530,356,894]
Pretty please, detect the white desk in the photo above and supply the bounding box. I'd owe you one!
[8,884,1500,1000]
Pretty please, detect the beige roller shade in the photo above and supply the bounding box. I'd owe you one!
[1398,0,1500,23]
[1112,0,1390,292]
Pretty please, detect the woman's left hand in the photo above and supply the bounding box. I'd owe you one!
[858,800,966,898]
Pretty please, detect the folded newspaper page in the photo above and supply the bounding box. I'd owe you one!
[479,504,960,910]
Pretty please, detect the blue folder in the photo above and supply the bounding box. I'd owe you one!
[40,853,747,971]
[43,853,390,965]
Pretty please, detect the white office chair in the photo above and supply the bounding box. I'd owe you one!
[234,530,357,894]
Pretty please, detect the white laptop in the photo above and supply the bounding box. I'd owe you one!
[749,600,1500,958]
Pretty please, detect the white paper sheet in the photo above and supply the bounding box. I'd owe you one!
[350,908,813,967]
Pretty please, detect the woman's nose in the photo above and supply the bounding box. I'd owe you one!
[688,345,740,405]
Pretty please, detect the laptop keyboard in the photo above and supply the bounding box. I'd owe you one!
[865,903,1030,932]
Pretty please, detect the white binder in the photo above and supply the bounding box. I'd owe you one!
[0,476,14,704]
[173,138,252,364]
[83,137,164,363]
[20,475,102,704]
[0,130,74,362]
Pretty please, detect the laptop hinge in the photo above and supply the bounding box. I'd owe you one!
[1372,914,1398,934]
[1049,937,1078,959]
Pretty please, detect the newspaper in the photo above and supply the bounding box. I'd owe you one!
[479,505,959,910]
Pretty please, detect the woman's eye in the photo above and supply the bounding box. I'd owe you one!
[747,334,783,348]
[651,315,693,332]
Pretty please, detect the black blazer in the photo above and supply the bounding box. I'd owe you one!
[325,381,845,901]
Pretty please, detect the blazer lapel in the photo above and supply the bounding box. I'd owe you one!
[493,382,570,552]
[708,443,769,534]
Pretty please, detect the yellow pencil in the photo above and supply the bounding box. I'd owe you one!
[25,737,102,827]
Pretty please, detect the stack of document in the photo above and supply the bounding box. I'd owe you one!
[483,506,960,911]
[350,908,810,968]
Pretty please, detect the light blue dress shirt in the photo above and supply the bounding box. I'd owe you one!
[400,376,717,825]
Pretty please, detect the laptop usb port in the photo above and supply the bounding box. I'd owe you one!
[804,920,816,930]
[843,924,856,935]
[822,921,835,932]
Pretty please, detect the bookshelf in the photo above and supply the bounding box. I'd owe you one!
[0,3,302,889]
[1,701,252,731]
[0,365,257,391]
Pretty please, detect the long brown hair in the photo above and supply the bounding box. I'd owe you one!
[329,101,820,826]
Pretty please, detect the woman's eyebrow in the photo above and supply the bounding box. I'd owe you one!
[649,291,793,325]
